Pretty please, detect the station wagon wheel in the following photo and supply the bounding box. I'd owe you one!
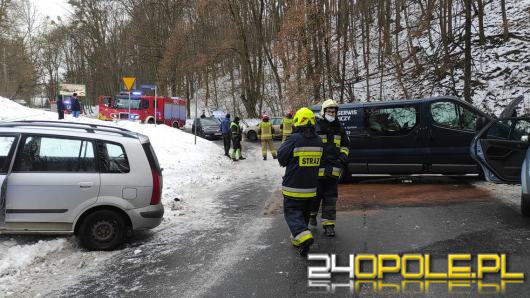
[79,210,126,251]
[247,130,257,141]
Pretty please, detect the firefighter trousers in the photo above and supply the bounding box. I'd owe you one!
[311,177,338,226]
[284,197,315,238]
[261,139,276,158]
[282,134,291,143]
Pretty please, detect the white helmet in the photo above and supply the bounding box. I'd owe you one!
[321,99,339,115]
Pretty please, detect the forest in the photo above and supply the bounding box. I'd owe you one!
[0,0,525,117]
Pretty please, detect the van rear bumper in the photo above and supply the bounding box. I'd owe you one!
[127,203,164,230]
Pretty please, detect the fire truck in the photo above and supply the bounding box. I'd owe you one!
[98,91,187,128]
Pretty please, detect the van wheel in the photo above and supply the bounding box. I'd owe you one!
[79,210,126,251]
[521,193,530,217]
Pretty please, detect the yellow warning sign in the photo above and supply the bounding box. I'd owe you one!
[122,77,136,91]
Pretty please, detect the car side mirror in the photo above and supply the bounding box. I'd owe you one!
[522,135,529,143]
[476,117,488,131]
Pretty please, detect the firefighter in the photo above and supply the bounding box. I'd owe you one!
[280,110,294,142]
[258,114,277,160]
[277,107,323,256]
[230,116,246,161]
[309,99,350,237]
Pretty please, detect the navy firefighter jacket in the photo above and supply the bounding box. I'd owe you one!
[316,116,350,179]
[277,128,323,199]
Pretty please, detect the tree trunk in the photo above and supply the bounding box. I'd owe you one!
[500,0,509,41]
[464,0,472,103]
[477,0,485,45]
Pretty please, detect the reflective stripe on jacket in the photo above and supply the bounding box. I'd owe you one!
[258,122,273,140]
[277,129,323,199]
[281,118,293,136]
[316,117,350,180]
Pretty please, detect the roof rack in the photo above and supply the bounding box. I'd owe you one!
[0,121,138,138]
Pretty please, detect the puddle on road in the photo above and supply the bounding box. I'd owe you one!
[338,181,493,210]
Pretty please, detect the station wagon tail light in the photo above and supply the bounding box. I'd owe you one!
[150,168,161,205]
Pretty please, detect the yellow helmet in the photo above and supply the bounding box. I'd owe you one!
[293,107,316,127]
[321,99,339,115]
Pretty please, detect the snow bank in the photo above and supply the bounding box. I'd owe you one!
[0,96,281,296]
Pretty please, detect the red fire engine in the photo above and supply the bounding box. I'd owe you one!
[98,91,187,128]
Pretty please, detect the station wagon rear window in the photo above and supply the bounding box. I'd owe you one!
[98,142,130,173]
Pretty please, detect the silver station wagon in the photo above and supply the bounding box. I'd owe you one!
[0,120,164,250]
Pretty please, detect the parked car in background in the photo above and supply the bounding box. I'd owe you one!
[471,108,530,215]
[0,120,164,250]
[244,117,282,141]
[192,116,222,140]
[311,96,522,179]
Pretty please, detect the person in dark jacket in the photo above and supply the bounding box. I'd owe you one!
[277,107,323,256]
[71,93,81,118]
[220,113,232,157]
[309,99,350,237]
[229,116,246,161]
[56,95,64,120]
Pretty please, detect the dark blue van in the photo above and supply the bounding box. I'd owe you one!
[313,96,497,176]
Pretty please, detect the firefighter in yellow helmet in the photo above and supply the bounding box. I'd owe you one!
[309,99,350,237]
[258,114,277,160]
[280,110,294,142]
[277,107,323,256]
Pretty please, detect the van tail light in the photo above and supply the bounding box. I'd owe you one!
[150,168,161,205]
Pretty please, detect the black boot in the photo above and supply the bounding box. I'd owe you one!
[273,155,277,159]
[297,238,314,257]
[239,156,246,160]
[263,156,267,160]
[324,225,335,237]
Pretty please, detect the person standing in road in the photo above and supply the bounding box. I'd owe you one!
[309,99,350,237]
[56,95,64,120]
[220,113,232,157]
[230,116,246,161]
[258,114,277,160]
[278,107,323,256]
[71,93,81,118]
[280,110,294,142]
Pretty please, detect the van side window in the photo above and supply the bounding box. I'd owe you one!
[431,102,459,129]
[0,136,16,173]
[365,106,417,136]
[431,101,479,131]
[458,105,479,131]
[98,142,130,173]
[13,136,96,172]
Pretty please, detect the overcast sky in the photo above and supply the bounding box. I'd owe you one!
[32,0,71,21]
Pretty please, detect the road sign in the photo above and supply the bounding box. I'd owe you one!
[59,83,86,96]
[123,77,136,91]
[141,84,156,90]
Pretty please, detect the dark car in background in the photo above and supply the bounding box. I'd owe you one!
[312,96,522,179]
[192,117,222,140]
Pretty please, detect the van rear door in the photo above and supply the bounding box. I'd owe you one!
[0,135,19,227]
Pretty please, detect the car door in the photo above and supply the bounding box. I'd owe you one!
[426,99,483,173]
[0,134,19,228]
[471,118,530,184]
[6,134,100,230]
[361,103,426,174]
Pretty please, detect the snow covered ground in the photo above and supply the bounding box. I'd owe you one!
[0,97,283,297]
